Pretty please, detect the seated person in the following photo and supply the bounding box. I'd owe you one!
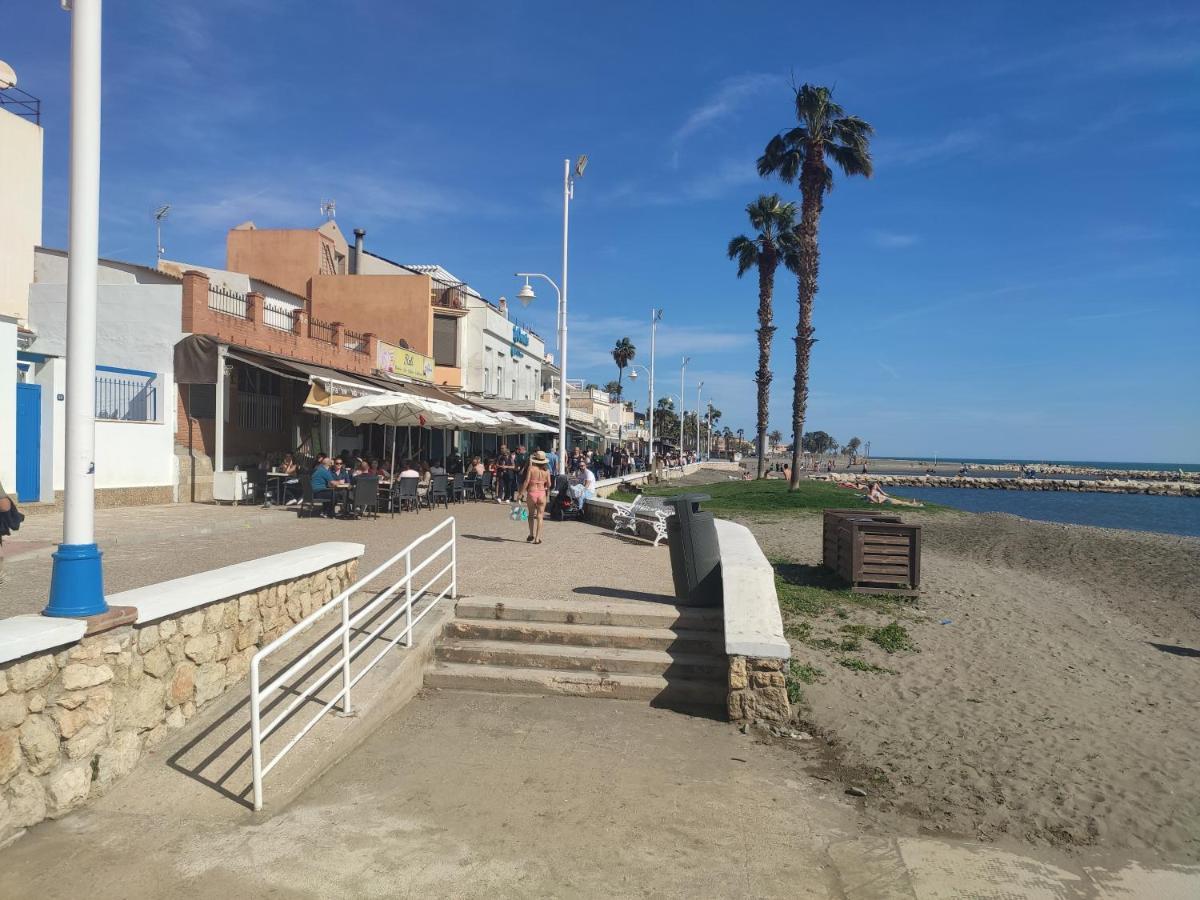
[398,460,420,480]
[417,463,432,497]
[430,460,447,476]
[578,462,597,509]
[280,453,302,504]
[310,455,348,516]
[352,458,371,481]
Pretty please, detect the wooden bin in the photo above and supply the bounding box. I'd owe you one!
[822,509,921,596]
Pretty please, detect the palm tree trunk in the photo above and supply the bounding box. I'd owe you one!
[754,253,777,479]
[789,154,824,492]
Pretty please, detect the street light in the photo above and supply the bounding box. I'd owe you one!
[680,356,690,455]
[626,308,663,467]
[46,0,107,618]
[515,155,585,459]
[695,380,703,460]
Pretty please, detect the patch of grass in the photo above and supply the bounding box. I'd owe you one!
[784,620,812,642]
[869,621,918,653]
[839,624,870,637]
[838,657,894,674]
[774,563,917,619]
[790,661,825,685]
[616,477,948,516]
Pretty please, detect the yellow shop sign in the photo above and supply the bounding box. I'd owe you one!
[377,341,434,383]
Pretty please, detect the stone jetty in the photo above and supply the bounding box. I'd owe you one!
[815,473,1200,497]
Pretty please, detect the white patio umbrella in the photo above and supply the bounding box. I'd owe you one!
[324,392,502,475]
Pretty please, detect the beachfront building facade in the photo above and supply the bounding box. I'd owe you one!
[1,71,44,499]
[225,222,466,390]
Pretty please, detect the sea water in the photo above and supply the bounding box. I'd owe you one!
[883,457,1200,473]
[887,487,1200,538]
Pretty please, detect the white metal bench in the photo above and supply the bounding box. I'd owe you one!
[612,494,673,546]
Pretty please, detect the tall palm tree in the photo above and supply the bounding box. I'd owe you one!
[728,194,797,479]
[611,337,636,442]
[769,429,783,452]
[759,84,873,491]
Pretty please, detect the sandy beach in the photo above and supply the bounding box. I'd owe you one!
[734,504,1200,864]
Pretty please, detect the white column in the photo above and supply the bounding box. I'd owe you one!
[558,158,570,459]
[46,0,107,617]
[214,344,227,472]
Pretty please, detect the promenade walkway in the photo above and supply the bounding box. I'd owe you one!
[1,500,673,619]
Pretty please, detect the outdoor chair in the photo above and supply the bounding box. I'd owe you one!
[429,474,450,509]
[480,471,494,500]
[463,474,480,501]
[391,476,420,517]
[246,468,266,505]
[450,473,466,504]
[351,476,379,520]
[298,473,328,518]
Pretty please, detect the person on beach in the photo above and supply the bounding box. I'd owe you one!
[518,449,552,544]
[865,482,922,507]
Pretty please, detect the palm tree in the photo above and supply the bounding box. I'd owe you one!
[611,337,636,442]
[759,84,873,491]
[769,429,783,453]
[728,194,797,480]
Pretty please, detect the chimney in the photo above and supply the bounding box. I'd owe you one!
[352,228,365,274]
[498,296,508,319]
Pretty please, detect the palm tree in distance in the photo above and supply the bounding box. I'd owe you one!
[769,429,783,453]
[759,83,873,491]
[611,337,636,442]
[728,194,797,480]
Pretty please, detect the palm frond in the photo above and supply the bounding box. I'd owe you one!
[825,142,873,178]
[727,235,759,276]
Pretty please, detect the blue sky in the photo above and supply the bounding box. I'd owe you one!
[9,0,1199,462]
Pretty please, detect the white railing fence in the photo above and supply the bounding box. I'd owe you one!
[249,517,457,811]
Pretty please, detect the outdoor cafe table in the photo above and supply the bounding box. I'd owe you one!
[265,471,290,505]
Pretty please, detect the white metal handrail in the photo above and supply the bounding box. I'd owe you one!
[249,516,457,810]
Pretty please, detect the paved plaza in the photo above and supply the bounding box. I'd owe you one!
[2,499,675,620]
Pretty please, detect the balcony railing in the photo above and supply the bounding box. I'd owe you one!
[430,279,468,310]
[344,329,368,354]
[264,304,296,332]
[0,85,41,125]
[308,317,335,344]
[208,284,248,318]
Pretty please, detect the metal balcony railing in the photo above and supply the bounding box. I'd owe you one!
[308,317,335,344]
[208,284,248,318]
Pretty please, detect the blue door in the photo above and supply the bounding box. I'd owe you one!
[16,382,42,502]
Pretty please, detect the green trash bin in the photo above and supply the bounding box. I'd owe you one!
[664,493,722,607]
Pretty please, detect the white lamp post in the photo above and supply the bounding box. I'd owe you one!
[47,0,107,617]
[679,356,690,455]
[516,155,586,459]
[626,307,662,468]
[695,380,703,461]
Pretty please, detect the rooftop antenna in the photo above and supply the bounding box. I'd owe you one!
[153,204,170,262]
[320,199,337,221]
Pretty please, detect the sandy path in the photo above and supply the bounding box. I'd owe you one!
[738,509,1200,863]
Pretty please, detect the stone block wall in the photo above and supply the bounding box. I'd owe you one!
[0,558,357,844]
[727,656,790,724]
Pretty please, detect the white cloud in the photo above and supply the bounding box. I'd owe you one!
[871,231,920,249]
[672,73,781,147]
[874,129,984,166]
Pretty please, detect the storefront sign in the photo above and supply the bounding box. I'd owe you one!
[377,341,434,382]
[511,325,530,359]
[304,379,373,408]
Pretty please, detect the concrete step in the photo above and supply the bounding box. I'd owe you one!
[426,662,725,710]
[443,618,723,655]
[455,595,723,632]
[436,639,726,680]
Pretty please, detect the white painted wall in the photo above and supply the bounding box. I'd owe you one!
[461,296,544,400]
[0,317,16,491]
[27,250,185,495]
[0,108,42,323]
[158,259,305,317]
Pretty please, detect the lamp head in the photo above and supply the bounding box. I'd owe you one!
[628,369,638,380]
[575,155,588,177]
[516,278,536,306]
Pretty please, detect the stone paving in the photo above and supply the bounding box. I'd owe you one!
[1,499,676,620]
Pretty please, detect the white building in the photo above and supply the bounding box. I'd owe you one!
[2,70,44,499]
[23,249,183,505]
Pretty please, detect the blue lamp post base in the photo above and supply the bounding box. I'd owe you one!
[44,543,108,618]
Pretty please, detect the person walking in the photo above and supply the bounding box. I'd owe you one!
[518,449,552,544]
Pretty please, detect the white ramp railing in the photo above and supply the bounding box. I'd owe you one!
[249,517,456,810]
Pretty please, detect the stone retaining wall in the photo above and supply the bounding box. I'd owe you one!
[818,473,1200,497]
[727,656,789,723]
[0,559,357,845]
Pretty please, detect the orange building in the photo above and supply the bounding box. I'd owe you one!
[226,220,464,389]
